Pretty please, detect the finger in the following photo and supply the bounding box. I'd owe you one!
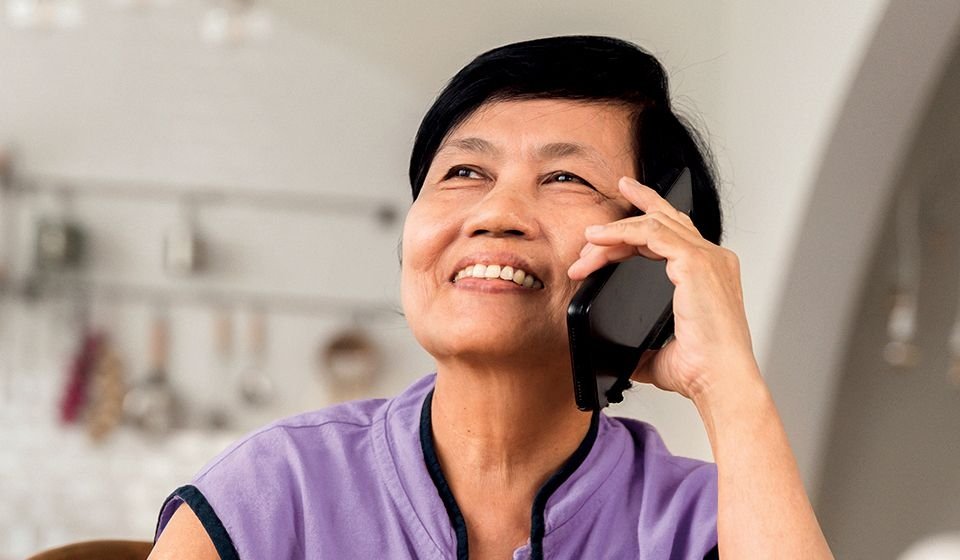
[587,212,705,250]
[630,349,658,385]
[671,208,698,234]
[579,242,596,258]
[568,243,647,280]
[570,215,701,280]
[630,345,675,390]
[618,177,700,236]
[588,213,699,245]
[584,214,702,265]
[617,176,677,216]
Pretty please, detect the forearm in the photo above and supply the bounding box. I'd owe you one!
[693,362,833,559]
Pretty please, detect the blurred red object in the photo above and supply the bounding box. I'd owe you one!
[59,329,104,424]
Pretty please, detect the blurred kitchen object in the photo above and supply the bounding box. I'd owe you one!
[34,216,85,273]
[237,306,272,407]
[898,532,960,560]
[57,325,102,424]
[163,199,207,277]
[206,305,235,429]
[85,337,127,442]
[883,185,921,369]
[5,0,83,30]
[0,145,14,402]
[317,326,381,403]
[123,313,182,436]
[200,0,272,46]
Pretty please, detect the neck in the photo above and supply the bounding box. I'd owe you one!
[429,355,593,500]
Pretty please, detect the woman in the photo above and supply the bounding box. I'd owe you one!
[150,36,833,559]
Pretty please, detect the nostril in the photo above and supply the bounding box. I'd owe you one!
[471,228,526,237]
[473,229,527,237]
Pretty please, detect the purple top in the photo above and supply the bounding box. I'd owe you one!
[155,374,718,559]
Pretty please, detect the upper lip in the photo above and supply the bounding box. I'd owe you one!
[450,251,546,285]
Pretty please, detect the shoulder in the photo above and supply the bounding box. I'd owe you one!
[154,397,394,559]
[608,415,718,558]
[610,414,717,499]
[612,415,717,478]
[199,396,390,475]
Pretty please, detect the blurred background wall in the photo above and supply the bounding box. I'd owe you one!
[1,1,959,558]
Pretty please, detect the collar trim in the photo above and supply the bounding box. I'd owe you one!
[418,388,600,560]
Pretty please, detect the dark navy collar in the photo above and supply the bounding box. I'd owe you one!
[418,387,600,560]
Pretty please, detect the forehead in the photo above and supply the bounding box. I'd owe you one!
[439,99,636,170]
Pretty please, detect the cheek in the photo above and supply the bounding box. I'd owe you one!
[400,201,457,295]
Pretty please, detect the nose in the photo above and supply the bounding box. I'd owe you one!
[462,181,539,239]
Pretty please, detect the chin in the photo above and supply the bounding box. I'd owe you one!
[423,325,566,367]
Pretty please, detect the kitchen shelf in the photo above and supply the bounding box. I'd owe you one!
[0,276,401,320]
[5,173,403,226]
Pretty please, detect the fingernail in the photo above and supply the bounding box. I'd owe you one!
[585,225,605,234]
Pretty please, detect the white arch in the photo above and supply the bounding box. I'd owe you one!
[763,0,960,494]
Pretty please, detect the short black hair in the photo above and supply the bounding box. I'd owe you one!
[408,35,723,244]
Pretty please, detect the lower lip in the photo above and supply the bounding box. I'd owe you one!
[451,278,541,293]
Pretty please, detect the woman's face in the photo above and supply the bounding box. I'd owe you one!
[401,99,637,370]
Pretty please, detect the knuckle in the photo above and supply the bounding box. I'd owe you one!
[720,248,740,269]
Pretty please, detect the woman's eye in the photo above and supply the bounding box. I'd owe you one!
[548,171,594,189]
[444,166,484,180]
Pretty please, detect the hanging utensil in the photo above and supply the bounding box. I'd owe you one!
[883,185,921,369]
[0,150,14,403]
[123,313,181,436]
[34,217,85,273]
[57,326,102,425]
[86,336,127,442]
[316,325,381,403]
[204,305,235,429]
[237,307,273,407]
[163,198,207,276]
[34,190,89,379]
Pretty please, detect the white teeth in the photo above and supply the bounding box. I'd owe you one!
[454,263,543,289]
[484,264,501,279]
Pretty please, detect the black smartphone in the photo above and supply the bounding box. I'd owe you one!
[567,168,693,411]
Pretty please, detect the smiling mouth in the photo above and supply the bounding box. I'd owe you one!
[452,263,544,289]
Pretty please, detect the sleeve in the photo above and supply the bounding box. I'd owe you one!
[154,426,304,560]
[155,485,240,560]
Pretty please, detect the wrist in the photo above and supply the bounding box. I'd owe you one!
[689,357,773,431]
[688,353,764,405]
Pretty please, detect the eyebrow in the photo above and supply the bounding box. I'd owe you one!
[442,137,501,155]
[439,137,613,172]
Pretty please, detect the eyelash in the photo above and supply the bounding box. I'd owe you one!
[442,166,596,190]
[443,166,485,180]
[548,171,592,187]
